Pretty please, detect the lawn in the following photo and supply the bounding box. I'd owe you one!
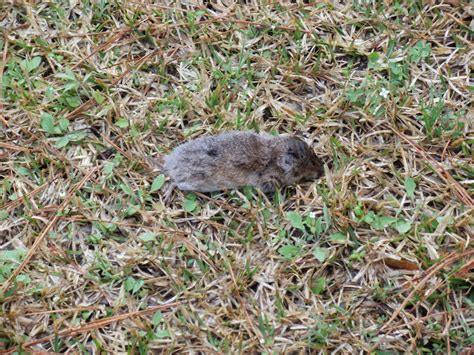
[0,1,473,353]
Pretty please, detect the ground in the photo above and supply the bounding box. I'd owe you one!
[0,1,473,353]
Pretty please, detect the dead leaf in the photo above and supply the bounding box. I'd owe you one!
[383,257,420,271]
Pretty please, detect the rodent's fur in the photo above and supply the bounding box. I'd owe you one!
[162,131,323,193]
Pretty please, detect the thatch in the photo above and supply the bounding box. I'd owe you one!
[0,0,472,353]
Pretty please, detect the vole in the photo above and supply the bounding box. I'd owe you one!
[161,131,324,193]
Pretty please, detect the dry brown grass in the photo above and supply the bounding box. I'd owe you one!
[0,0,473,353]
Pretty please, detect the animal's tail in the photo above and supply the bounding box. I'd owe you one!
[145,155,164,173]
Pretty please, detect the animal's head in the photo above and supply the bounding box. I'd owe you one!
[278,136,324,184]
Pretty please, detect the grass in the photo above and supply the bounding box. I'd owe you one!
[0,0,473,353]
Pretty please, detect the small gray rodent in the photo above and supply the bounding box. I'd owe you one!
[162,131,324,193]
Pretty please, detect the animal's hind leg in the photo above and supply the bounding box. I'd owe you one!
[260,181,276,195]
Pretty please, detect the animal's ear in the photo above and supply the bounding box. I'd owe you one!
[278,138,307,172]
[287,138,307,158]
